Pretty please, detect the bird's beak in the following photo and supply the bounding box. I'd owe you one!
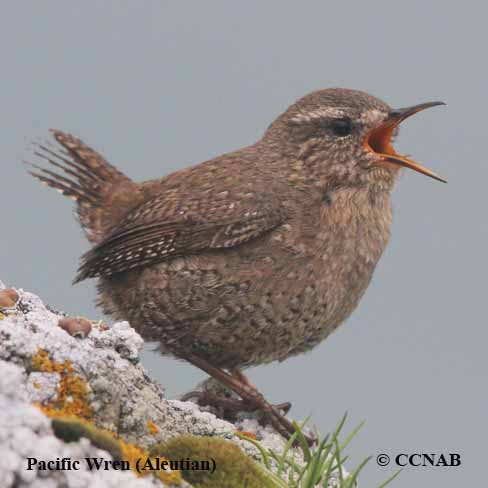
[364,101,447,183]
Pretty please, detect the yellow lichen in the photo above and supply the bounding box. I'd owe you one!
[0,312,5,320]
[147,420,159,435]
[48,415,181,485]
[31,348,92,419]
[235,430,257,440]
[31,349,181,485]
[119,440,181,485]
[51,416,122,459]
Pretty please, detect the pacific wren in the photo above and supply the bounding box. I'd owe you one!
[29,88,445,440]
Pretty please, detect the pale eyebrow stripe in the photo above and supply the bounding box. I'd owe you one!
[290,107,347,124]
[360,109,385,125]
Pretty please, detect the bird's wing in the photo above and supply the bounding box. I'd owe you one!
[74,190,287,282]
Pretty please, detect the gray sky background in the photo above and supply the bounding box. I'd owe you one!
[1,2,486,486]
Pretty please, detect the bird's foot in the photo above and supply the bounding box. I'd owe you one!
[179,353,315,446]
[181,389,291,415]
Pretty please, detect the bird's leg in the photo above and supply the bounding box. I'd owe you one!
[182,369,291,414]
[229,368,292,414]
[180,352,312,445]
[229,368,254,386]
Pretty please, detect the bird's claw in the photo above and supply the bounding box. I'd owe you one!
[180,390,315,446]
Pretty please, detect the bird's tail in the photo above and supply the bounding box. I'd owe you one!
[27,130,135,244]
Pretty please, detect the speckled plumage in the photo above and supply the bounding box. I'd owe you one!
[30,89,415,370]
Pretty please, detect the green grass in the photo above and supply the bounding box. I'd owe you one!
[237,414,401,488]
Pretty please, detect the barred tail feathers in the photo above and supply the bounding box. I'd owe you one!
[27,130,134,244]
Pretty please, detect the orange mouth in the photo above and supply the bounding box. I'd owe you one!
[366,122,396,156]
[364,101,447,183]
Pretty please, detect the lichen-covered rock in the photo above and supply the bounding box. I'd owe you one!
[0,285,237,448]
[0,281,352,488]
[0,359,172,488]
[0,281,314,487]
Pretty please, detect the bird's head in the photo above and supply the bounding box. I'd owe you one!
[264,88,445,191]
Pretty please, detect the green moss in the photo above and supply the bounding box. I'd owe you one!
[51,416,182,485]
[150,435,275,488]
[51,417,123,460]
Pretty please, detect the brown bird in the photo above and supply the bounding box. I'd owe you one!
[28,88,445,441]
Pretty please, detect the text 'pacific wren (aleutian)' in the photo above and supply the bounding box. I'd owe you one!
[28,88,445,441]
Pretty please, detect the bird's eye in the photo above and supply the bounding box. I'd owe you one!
[330,118,353,137]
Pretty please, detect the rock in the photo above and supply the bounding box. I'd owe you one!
[0,282,312,487]
[0,359,170,488]
[0,287,235,447]
[58,317,93,338]
[0,288,19,308]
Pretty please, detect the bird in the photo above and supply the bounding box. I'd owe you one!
[27,88,445,441]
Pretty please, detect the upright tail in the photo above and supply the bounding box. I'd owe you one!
[27,130,135,244]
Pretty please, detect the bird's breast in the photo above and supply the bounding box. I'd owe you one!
[280,188,392,269]
[265,189,393,348]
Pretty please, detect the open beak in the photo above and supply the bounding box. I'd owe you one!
[364,101,447,183]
